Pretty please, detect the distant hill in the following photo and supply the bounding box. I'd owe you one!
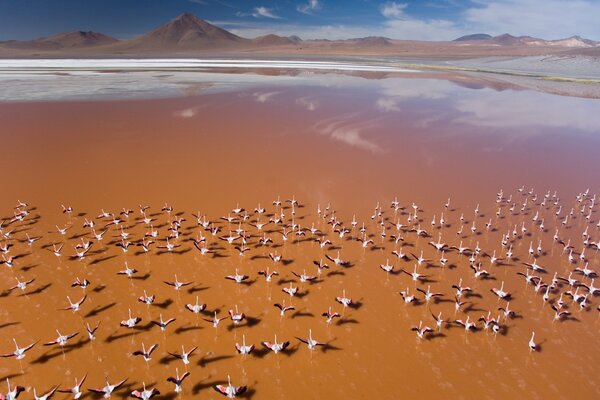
[548,36,597,48]
[1,31,118,50]
[453,34,493,41]
[0,12,598,58]
[251,34,296,47]
[455,33,598,48]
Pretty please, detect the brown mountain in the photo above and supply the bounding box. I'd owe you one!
[251,34,296,47]
[1,31,118,50]
[118,12,247,50]
[0,12,598,57]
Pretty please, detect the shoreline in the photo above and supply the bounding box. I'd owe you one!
[1,56,600,101]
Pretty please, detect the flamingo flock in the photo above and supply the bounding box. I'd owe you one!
[0,187,598,398]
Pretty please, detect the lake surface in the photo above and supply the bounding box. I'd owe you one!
[0,61,598,399]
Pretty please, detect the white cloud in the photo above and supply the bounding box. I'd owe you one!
[252,6,282,19]
[220,0,600,41]
[464,0,600,40]
[379,2,408,18]
[297,0,321,15]
[382,18,463,41]
[219,21,383,40]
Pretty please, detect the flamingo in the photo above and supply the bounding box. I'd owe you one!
[132,343,158,362]
[234,334,254,355]
[213,376,247,398]
[411,321,433,339]
[166,369,190,393]
[88,378,127,399]
[261,334,290,354]
[296,329,324,350]
[0,339,37,360]
[167,345,197,365]
[57,374,87,399]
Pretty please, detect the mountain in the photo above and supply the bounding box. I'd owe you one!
[119,12,247,50]
[251,34,296,46]
[454,34,493,41]
[1,31,118,50]
[548,36,596,48]
[0,12,598,57]
[488,34,541,45]
[347,36,392,46]
[454,33,598,47]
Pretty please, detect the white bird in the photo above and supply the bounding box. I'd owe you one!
[296,329,324,350]
[131,383,160,400]
[185,296,206,314]
[225,269,249,283]
[335,289,352,307]
[274,301,295,317]
[168,345,197,365]
[33,387,58,400]
[261,334,290,354]
[166,369,190,393]
[164,275,193,290]
[234,334,254,355]
[88,378,127,399]
[57,374,87,399]
[3,378,25,400]
[213,376,247,398]
[120,309,142,328]
[528,331,538,351]
[203,311,228,328]
[491,281,511,300]
[132,343,158,362]
[411,320,433,339]
[44,330,78,347]
[0,339,37,360]
[228,305,245,325]
[454,316,477,331]
[322,307,341,324]
[61,295,87,312]
[416,285,443,302]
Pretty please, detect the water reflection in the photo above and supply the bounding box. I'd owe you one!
[2,64,600,143]
[313,114,384,153]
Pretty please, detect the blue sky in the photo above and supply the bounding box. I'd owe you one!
[1,0,599,41]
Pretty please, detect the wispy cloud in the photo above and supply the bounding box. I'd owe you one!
[214,0,600,41]
[379,2,463,40]
[379,2,408,18]
[464,0,600,40]
[297,0,321,15]
[252,6,282,19]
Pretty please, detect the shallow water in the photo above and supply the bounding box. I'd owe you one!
[0,69,599,399]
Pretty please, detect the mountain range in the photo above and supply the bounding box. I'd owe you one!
[1,12,598,57]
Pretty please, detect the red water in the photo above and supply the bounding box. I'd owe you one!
[0,78,599,399]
